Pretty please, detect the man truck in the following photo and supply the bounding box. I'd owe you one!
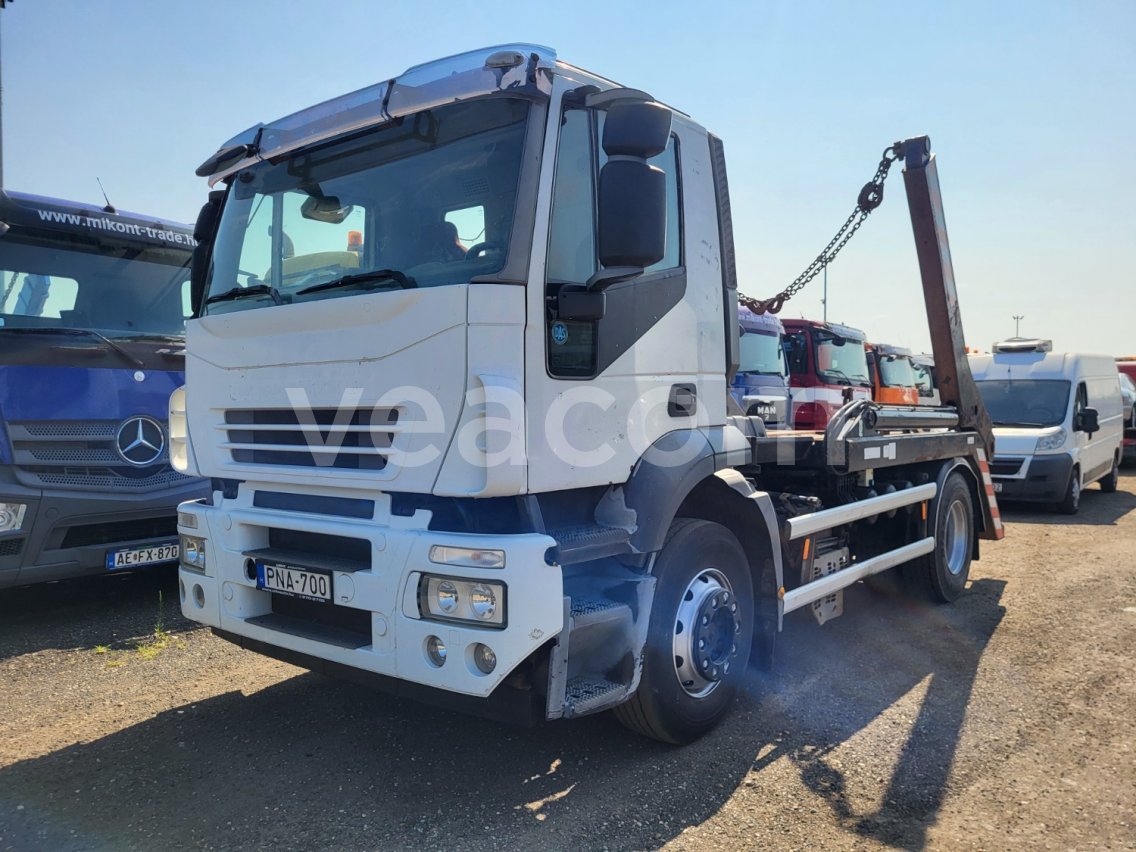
[174,45,1002,743]
[0,191,207,588]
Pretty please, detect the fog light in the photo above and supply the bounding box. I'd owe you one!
[469,584,497,621]
[472,643,497,674]
[0,503,27,534]
[425,635,447,667]
[436,580,459,614]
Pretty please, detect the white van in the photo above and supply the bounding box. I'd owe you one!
[969,340,1124,513]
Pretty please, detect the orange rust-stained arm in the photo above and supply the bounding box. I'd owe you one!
[901,136,994,459]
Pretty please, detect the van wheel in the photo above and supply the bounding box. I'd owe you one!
[904,471,973,603]
[1057,467,1081,514]
[1100,455,1120,493]
[613,519,753,745]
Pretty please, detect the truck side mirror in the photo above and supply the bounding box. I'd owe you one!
[592,102,672,288]
[1077,407,1099,435]
[190,190,225,315]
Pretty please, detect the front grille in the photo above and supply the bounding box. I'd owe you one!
[0,538,24,557]
[8,420,184,492]
[990,457,1024,477]
[60,516,178,549]
[222,407,398,471]
[267,528,372,568]
[270,594,372,643]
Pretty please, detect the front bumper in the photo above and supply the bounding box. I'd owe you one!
[991,452,1074,503]
[0,469,209,589]
[177,489,563,699]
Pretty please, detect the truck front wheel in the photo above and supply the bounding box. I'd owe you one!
[614,519,754,744]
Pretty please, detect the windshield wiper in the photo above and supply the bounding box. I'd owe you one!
[297,269,415,297]
[820,368,852,385]
[0,326,144,368]
[205,283,283,307]
[992,420,1047,428]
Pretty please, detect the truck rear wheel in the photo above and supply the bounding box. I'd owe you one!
[1100,455,1120,493]
[613,519,754,744]
[905,471,973,603]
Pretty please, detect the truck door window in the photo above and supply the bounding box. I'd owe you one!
[546,107,683,378]
[785,331,809,376]
[445,206,485,254]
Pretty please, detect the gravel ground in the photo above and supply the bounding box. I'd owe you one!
[0,473,1133,851]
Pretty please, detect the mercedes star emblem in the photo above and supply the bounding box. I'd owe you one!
[115,416,166,467]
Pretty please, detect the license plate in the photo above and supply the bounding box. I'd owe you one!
[993,482,1003,493]
[256,561,333,602]
[106,542,179,570]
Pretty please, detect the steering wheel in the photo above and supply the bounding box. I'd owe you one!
[464,242,504,261]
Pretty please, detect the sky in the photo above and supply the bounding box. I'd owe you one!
[2,0,1133,355]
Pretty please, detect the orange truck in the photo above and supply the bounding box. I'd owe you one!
[866,343,920,405]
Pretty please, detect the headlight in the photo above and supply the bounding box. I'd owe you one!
[418,575,505,627]
[1035,428,1068,453]
[0,502,27,534]
[180,534,207,572]
[168,385,194,475]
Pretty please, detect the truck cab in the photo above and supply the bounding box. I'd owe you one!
[731,306,789,427]
[782,318,873,429]
[866,342,920,406]
[0,191,207,587]
[175,45,1002,743]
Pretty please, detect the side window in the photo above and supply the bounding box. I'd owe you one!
[785,331,809,376]
[645,137,682,272]
[0,271,79,319]
[445,206,485,254]
[545,107,683,379]
[546,110,596,284]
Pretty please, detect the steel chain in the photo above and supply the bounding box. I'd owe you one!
[739,142,904,315]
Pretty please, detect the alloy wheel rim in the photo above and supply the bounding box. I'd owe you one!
[672,568,741,698]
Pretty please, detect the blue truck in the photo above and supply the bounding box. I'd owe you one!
[731,305,790,427]
[0,191,207,588]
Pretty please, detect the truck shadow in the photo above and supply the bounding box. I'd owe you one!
[0,567,196,662]
[0,579,1005,852]
[998,481,1136,527]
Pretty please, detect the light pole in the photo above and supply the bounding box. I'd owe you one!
[1013,314,1024,338]
[822,262,827,323]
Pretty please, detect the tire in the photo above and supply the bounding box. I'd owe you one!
[1100,455,1120,493]
[904,471,974,603]
[1057,466,1081,514]
[613,519,754,744]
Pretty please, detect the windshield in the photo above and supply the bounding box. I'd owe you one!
[205,97,530,315]
[814,330,870,386]
[877,353,916,388]
[738,330,786,376]
[976,379,1071,427]
[0,238,191,337]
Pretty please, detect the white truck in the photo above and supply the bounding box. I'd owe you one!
[172,45,1003,743]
